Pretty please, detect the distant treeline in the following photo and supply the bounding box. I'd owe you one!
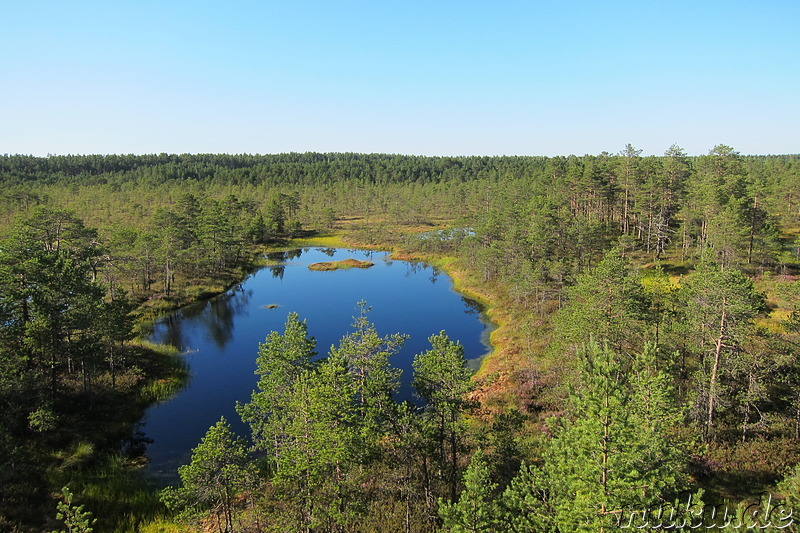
[0,153,555,186]
[3,151,797,188]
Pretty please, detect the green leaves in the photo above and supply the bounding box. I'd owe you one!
[553,247,650,355]
[53,487,96,533]
[542,340,688,532]
[438,449,498,533]
[413,331,476,501]
[681,263,766,441]
[497,463,554,533]
[237,312,316,464]
[329,301,407,445]
[161,417,255,531]
[412,331,474,410]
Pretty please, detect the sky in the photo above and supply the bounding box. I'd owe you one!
[2,0,798,157]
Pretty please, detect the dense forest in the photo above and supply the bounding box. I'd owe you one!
[2,146,800,531]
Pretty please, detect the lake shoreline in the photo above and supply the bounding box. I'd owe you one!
[132,229,510,409]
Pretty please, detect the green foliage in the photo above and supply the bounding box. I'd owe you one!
[543,340,688,532]
[161,417,256,532]
[2,148,800,529]
[776,463,800,509]
[330,301,407,438]
[413,331,476,501]
[53,486,96,533]
[28,405,59,432]
[553,247,650,355]
[412,332,475,413]
[237,312,316,463]
[679,263,767,441]
[496,462,554,532]
[238,311,369,530]
[438,449,498,532]
[277,352,362,530]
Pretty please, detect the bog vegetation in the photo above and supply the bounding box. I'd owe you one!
[1,146,800,531]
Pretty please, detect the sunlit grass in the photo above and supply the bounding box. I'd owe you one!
[130,340,189,403]
[753,270,799,334]
[290,233,350,248]
[40,338,192,531]
[49,453,169,533]
[131,338,181,356]
[138,519,191,533]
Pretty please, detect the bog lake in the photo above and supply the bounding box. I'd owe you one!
[138,247,493,483]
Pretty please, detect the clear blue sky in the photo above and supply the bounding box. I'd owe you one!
[2,0,798,156]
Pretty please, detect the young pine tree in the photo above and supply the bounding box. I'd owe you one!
[438,449,498,533]
[412,332,475,502]
[161,417,256,533]
[543,340,687,533]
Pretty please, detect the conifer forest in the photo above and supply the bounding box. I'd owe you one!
[2,146,800,531]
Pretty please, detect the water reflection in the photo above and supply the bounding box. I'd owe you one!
[269,265,285,279]
[152,287,252,351]
[202,291,242,348]
[404,261,428,277]
[265,248,305,262]
[461,296,482,315]
[160,313,188,351]
[123,428,153,458]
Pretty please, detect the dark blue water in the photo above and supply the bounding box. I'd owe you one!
[139,247,491,483]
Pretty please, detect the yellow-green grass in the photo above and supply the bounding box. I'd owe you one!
[138,519,192,533]
[129,340,189,403]
[753,271,799,334]
[289,233,350,248]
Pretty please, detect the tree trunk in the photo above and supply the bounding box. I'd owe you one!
[450,410,458,502]
[110,345,116,390]
[706,301,727,443]
[795,391,800,441]
[748,196,759,264]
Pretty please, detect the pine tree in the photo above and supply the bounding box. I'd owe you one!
[553,247,650,356]
[544,340,687,533]
[498,463,554,533]
[161,417,256,532]
[681,263,766,441]
[438,449,498,532]
[277,352,360,532]
[52,487,96,533]
[329,301,407,440]
[237,312,316,471]
[412,332,475,501]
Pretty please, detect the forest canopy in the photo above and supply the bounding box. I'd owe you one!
[2,146,800,531]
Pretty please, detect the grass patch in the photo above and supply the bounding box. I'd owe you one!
[56,453,168,533]
[308,258,374,271]
[139,519,192,532]
[753,271,799,334]
[290,233,350,248]
[130,340,190,404]
[40,451,170,532]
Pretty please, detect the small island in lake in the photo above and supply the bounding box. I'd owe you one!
[308,258,374,271]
